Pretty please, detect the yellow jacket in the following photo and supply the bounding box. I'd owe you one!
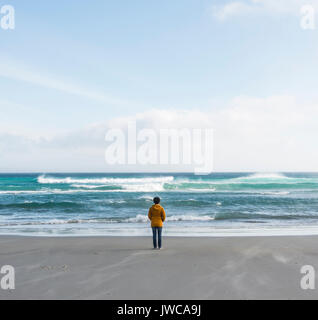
[148,204,166,227]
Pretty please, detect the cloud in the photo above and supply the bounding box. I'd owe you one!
[1,95,318,172]
[211,0,318,21]
[212,1,256,20]
[0,58,130,106]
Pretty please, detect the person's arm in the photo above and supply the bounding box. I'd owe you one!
[148,208,152,221]
[161,207,166,222]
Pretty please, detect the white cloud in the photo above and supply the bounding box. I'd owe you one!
[0,58,130,106]
[1,95,318,172]
[212,1,255,21]
[211,0,318,21]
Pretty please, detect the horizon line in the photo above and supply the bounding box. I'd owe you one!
[0,171,318,174]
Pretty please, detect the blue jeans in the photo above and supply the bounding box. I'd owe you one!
[152,227,162,248]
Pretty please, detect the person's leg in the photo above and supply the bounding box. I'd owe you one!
[152,227,157,248]
[158,227,162,249]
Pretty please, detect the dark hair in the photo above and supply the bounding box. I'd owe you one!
[153,196,160,204]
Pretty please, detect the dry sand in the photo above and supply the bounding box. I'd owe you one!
[0,235,318,299]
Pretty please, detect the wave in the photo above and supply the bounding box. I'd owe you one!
[126,212,318,223]
[123,183,165,192]
[125,214,215,223]
[72,183,165,192]
[71,184,108,189]
[0,218,110,227]
[0,190,55,195]
[214,211,318,221]
[0,188,306,196]
[220,173,318,185]
[0,201,83,210]
[161,173,318,192]
[259,191,290,195]
[37,175,173,192]
[0,189,115,195]
[0,214,216,227]
[137,195,154,201]
[37,175,174,184]
[0,188,303,196]
[2,173,317,195]
[238,173,288,180]
[2,211,317,228]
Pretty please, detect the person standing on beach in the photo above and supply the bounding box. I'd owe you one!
[148,197,166,250]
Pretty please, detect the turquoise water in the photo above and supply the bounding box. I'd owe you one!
[1,172,318,236]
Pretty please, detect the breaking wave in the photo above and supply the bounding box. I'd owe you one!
[37,175,174,184]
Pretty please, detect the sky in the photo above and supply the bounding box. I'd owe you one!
[0,0,318,172]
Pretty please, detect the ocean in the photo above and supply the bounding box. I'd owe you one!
[0,172,318,237]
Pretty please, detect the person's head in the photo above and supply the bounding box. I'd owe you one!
[153,196,160,204]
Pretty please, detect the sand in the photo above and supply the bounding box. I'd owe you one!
[0,235,318,300]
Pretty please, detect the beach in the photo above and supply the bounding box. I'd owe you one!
[1,235,317,300]
[1,0,317,303]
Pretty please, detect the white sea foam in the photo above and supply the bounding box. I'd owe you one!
[0,188,293,195]
[0,215,215,227]
[125,214,215,223]
[4,225,318,237]
[0,190,52,195]
[121,183,165,192]
[242,173,288,180]
[3,173,315,196]
[0,218,111,226]
[205,173,290,185]
[137,195,154,201]
[71,184,108,189]
[260,191,290,195]
[186,188,216,192]
[36,175,175,193]
[38,175,174,184]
